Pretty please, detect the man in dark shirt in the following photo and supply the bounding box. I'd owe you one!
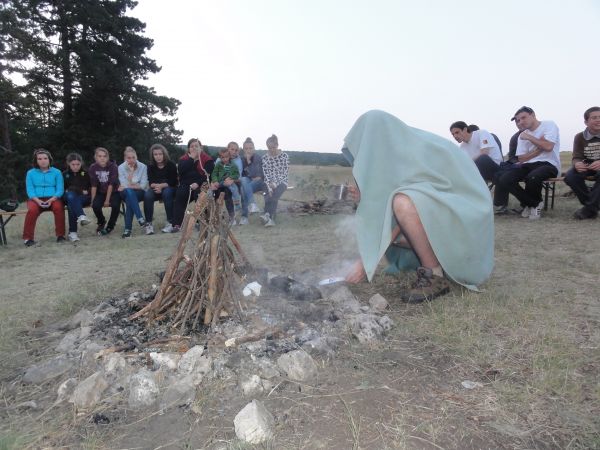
[564,106,600,219]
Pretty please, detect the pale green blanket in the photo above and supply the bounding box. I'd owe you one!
[343,110,494,290]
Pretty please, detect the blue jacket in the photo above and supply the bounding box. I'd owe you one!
[26,167,64,199]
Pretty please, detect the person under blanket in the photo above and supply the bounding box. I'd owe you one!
[342,110,494,303]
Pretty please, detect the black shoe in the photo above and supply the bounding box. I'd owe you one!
[573,207,598,220]
[24,240,36,247]
[96,223,106,235]
[122,229,132,238]
[56,236,66,243]
[138,218,146,227]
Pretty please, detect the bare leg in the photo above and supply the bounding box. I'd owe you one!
[392,193,440,270]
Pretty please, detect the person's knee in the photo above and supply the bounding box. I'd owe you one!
[392,193,414,215]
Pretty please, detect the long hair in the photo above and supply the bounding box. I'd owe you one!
[149,143,170,165]
[32,148,53,168]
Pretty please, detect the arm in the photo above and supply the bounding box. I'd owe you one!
[520,133,555,152]
[53,168,64,198]
[517,147,543,163]
[138,164,149,190]
[26,170,43,205]
[117,164,128,188]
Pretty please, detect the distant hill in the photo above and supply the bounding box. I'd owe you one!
[174,145,350,167]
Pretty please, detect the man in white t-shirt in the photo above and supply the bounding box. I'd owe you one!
[494,106,560,220]
[450,121,502,182]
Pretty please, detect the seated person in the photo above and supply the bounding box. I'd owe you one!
[172,138,214,232]
[63,152,91,242]
[144,143,178,233]
[239,137,264,225]
[564,106,600,219]
[450,121,502,182]
[344,110,493,303]
[22,149,66,246]
[89,147,120,235]
[216,142,243,209]
[261,134,289,228]
[467,124,503,153]
[211,147,239,225]
[117,146,149,238]
[491,117,525,214]
[493,106,560,220]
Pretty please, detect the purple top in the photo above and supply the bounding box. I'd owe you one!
[89,161,119,194]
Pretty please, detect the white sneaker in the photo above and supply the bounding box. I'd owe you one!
[68,232,80,242]
[161,223,173,233]
[145,223,154,235]
[264,218,275,227]
[77,215,91,226]
[529,202,543,220]
[260,212,270,223]
[520,207,531,218]
[249,203,260,214]
[239,216,248,225]
[229,218,237,226]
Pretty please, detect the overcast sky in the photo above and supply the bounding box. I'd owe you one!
[135,0,599,153]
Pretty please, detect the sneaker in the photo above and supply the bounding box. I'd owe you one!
[68,232,80,242]
[77,215,91,226]
[171,225,180,233]
[520,206,531,218]
[573,206,598,220]
[229,218,237,226]
[494,205,508,215]
[122,229,132,238]
[138,218,146,227]
[145,223,154,235]
[239,216,249,225]
[264,218,275,227]
[24,240,36,247]
[249,203,260,214]
[56,236,66,243]
[260,212,270,224]
[96,223,106,234]
[161,223,174,233]
[401,267,451,303]
[528,201,543,220]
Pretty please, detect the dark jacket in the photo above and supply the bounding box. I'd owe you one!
[178,153,214,187]
[63,168,92,195]
[148,160,178,187]
[242,153,264,179]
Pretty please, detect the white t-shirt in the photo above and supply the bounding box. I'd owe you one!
[460,130,503,164]
[516,121,561,171]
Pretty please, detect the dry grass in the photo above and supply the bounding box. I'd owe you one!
[1,159,599,449]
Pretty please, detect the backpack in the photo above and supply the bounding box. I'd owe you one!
[0,199,19,212]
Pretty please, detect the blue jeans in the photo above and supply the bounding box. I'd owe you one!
[144,187,175,224]
[241,177,265,217]
[120,188,145,229]
[64,191,91,232]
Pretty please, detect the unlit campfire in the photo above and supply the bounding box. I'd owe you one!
[131,191,250,334]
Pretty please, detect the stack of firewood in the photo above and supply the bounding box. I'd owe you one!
[131,191,250,334]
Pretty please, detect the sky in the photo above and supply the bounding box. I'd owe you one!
[134,0,600,153]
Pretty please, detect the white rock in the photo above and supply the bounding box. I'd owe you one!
[79,326,92,340]
[376,315,394,332]
[369,293,389,311]
[149,352,181,371]
[160,376,196,410]
[56,378,78,403]
[23,355,75,384]
[239,374,264,397]
[328,286,361,313]
[177,345,204,374]
[461,380,483,389]
[234,400,275,444]
[255,358,280,380]
[55,329,80,353]
[349,314,387,343]
[128,369,159,409]
[69,309,93,329]
[104,353,127,376]
[276,350,318,382]
[70,372,108,409]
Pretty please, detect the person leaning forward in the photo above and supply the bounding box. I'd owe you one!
[493,106,560,220]
[564,106,600,220]
[343,110,494,303]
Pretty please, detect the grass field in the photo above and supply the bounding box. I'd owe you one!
[1,160,599,449]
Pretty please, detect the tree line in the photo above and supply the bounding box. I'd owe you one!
[0,0,182,199]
